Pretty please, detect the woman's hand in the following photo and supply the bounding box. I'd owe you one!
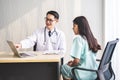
[67,58,80,67]
[67,60,73,66]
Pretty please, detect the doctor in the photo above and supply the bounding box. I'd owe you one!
[15,10,66,53]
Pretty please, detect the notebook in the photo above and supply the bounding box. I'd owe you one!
[7,40,36,58]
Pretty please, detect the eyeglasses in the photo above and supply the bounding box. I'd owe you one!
[45,17,56,22]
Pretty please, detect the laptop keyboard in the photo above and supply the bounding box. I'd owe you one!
[19,52,37,57]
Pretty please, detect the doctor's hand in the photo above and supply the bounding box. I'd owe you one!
[15,44,22,49]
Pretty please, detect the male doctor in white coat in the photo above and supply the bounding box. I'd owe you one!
[15,10,66,53]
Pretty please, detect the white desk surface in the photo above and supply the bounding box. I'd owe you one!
[0,51,64,63]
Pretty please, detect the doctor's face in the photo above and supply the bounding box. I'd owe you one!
[45,14,58,30]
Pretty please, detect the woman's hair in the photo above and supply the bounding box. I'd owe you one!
[73,16,101,53]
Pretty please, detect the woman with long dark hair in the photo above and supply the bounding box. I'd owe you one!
[61,16,101,80]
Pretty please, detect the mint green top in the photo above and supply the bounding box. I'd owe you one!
[61,35,98,80]
[70,35,98,79]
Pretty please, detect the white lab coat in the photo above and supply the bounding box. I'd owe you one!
[20,27,66,53]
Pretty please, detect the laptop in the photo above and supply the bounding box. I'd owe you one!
[7,40,36,58]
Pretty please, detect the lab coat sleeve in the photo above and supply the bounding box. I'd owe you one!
[20,31,37,48]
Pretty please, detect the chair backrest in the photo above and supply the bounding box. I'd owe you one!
[99,38,119,69]
[98,38,119,80]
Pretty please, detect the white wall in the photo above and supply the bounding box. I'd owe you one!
[0,0,103,63]
[105,0,120,79]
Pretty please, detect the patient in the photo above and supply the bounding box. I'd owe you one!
[61,16,101,80]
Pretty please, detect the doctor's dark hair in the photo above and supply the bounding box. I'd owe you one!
[47,10,59,19]
[73,16,101,53]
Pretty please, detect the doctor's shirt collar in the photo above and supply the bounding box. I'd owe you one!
[46,26,56,33]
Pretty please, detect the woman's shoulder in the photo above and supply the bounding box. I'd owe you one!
[73,35,88,46]
[73,35,85,41]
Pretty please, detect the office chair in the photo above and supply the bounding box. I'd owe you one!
[72,38,119,80]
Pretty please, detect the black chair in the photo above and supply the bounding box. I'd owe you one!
[72,38,119,80]
[33,42,37,51]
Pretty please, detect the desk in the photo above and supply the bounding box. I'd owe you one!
[0,52,64,80]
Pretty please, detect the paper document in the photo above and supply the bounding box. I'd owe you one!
[43,50,61,55]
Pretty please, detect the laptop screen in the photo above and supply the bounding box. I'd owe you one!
[7,40,20,57]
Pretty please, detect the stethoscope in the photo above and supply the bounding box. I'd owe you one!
[43,27,58,45]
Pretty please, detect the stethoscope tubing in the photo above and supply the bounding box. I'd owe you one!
[43,27,58,45]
